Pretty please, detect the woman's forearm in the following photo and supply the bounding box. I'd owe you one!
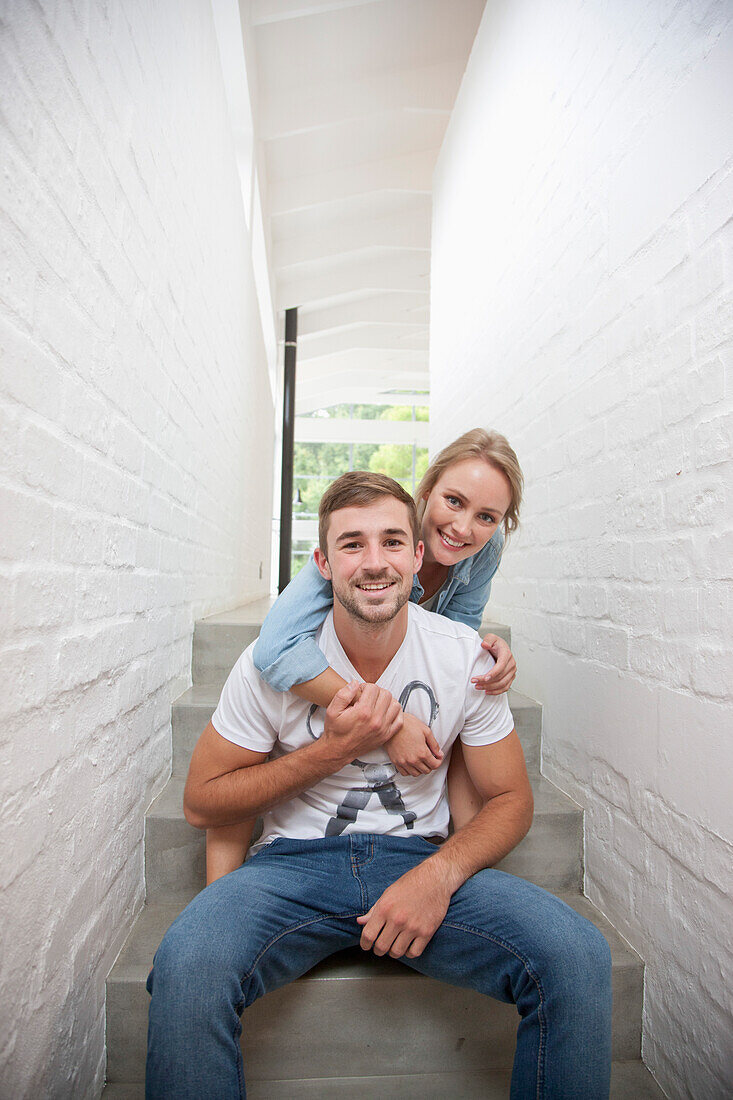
[290,666,349,708]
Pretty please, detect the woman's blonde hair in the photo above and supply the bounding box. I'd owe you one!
[416,429,523,536]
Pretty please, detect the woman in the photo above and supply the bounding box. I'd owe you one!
[206,428,523,883]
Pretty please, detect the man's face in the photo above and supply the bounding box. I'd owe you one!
[314,497,424,625]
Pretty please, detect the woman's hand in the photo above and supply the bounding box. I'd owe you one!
[473,634,517,695]
[386,710,443,777]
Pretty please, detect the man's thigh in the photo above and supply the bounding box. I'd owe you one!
[149,837,369,1006]
[406,866,610,1008]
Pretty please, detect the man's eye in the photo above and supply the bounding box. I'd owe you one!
[385,539,403,547]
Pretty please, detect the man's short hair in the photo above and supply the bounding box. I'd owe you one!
[318,471,420,554]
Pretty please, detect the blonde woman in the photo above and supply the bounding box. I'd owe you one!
[206,429,523,883]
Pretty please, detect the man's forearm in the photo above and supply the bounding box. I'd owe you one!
[429,788,534,895]
[356,782,534,960]
[185,738,346,829]
[185,682,402,830]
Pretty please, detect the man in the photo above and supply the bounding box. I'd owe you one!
[147,472,612,1098]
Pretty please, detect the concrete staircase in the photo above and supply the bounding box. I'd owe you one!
[104,601,664,1098]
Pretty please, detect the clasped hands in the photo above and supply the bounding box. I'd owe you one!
[322,634,516,776]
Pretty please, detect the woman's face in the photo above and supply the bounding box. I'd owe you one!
[420,458,512,567]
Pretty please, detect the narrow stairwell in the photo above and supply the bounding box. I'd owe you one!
[104,602,665,1098]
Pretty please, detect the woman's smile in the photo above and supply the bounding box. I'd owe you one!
[437,528,469,551]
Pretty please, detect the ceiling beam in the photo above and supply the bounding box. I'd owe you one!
[295,365,429,409]
[295,416,429,445]
[264,110,448,183]
[296,291,429,334]
[276,249,430,310]
[250,0,387,28]
[273,204,431,269]
[260,60,463,138]
[269,150,434,216]
[298,323,427,360]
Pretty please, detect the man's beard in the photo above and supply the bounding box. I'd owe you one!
[332,572,411,624]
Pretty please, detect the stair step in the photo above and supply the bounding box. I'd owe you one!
[192,598,275,685]
[107,605,661,1094]
[143,774,581,899]
[191,599,511,688]
[105,889,642,1086]
[171,686,541,778]
[103,1058,665,1098]
[480,620,511,647]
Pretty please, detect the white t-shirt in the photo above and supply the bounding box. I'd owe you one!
[212,603,514,853]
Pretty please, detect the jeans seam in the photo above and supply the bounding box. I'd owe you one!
[232,1011,245,1099]
[241,911,363,984]
[441,920,546,1099]
[352,862,368,909]
[350,837,376,870]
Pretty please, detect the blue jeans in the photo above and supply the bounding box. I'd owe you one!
[146,836,612,1099]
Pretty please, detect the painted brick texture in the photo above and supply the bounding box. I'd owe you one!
[0,2,273,1096]
[431,1,732,1097]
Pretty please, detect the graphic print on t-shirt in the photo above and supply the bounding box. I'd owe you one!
[306,680,439,836]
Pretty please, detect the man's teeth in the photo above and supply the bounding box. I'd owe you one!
[359,582,392,590]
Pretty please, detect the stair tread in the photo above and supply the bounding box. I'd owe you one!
[173,683,224,708]
[148,772,579,822]
[102,1059,665,1098]
[196,597,276,626]
[197,601,509,632]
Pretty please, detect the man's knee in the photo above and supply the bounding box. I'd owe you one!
[148,914,240,1013]
[539,906,612,1004]
[566,912,611,979]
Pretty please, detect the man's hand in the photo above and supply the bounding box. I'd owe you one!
[473,635,517,695]
[320,681,403,766]
[386,711,443,777]
[359,730,533,959]
[356,859,452,959]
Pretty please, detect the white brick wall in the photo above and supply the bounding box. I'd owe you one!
[431,1,732,1096]
[0,2,274,1096]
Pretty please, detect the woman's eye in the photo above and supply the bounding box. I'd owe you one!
[445,495,461,506]
[479,513,497,525]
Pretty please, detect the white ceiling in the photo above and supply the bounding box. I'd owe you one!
[240,0,486,413]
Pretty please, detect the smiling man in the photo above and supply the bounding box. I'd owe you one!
[146,472,612,1099]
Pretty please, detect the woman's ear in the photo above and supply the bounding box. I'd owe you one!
[313,547,331,580]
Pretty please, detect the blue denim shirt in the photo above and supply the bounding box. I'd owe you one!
[252,527,504,692]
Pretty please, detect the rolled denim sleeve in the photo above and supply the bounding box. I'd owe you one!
[441,529,504,632]
[252,556,334,692]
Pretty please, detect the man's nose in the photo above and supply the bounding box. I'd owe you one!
[362,543,387,571]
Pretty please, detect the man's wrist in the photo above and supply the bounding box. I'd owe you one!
[309,732,352,776]
[426,847,471,896]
